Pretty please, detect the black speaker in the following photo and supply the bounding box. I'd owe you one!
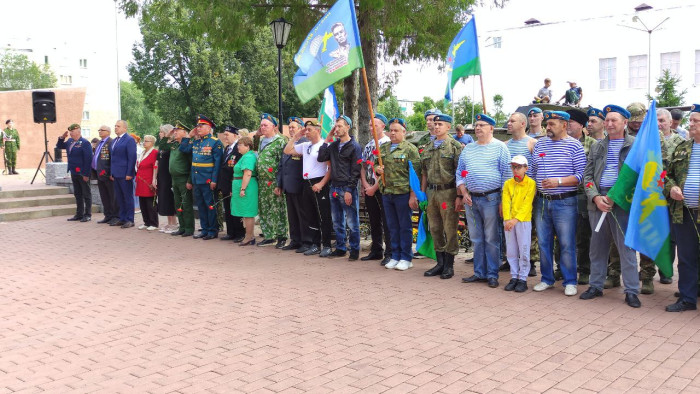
[32,91,56,123]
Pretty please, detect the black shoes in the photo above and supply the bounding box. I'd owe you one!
[349,249,359,261]
[67,216,82,221]
[202,234,218,240]
[296,245,311,253]
[329,249,347,257]
[424,252,444,277]
[380,256,391,266]
[110,220,124,226]
[504,279,518,291]
[488,278,499,288]
[257,238,276,246]
[464,256,474,264]
[499,262,510,272]
[319,247,332,257]
[193,233,207,239]
[97,217,111,224]
[462,275,487,283]
[281,243,301,251]
[666,300,697,312]
[171,229,185,236]
[181,232,194,237]
[233,236,245,243]
[659,275,673,285]
[275,238,287,249]
[579,287,603,300]
[304,245,321,255]
[220,234,234,241]
[120,221,134,228]
[514,280,528,292]
[625,293,641,308]
[529,262,537,277]
[440,253,454,279]
[360,250,383,261]
[80,216,92,222]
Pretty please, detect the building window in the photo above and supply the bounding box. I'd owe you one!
[695,50,700,85]
[660,52,680,77]
[79,59,87,68]
[82,111,90,120]
[81,128,90,139]
[60,75,72,85]
[628,55,647,89]
[492,37,501,48]
[599,57,616,90]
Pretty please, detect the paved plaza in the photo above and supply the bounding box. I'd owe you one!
[1,209,700,393]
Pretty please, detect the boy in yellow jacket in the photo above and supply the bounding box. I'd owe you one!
[502,155,536,292]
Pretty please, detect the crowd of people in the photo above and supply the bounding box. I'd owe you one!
[57,102,700,313]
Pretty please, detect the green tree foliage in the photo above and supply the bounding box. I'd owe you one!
[452,96,484,126]
[0,52,57,91]
[647,69,687,107]
[406,95,483,130]
[120,81,163,137]
[128,3,321,131]
[491,93,506,126]
[376,95,403,120]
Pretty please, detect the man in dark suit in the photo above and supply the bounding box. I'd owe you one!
[91,125,119,224]
[217,125,245,242]
[56,123,93,222]
[109,120,137,228]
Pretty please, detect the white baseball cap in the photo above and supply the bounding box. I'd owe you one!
[511,155,528,166]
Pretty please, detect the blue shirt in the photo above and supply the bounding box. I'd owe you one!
[455,134,474,145]
[456,139,511,193]
[531,136,586,194]
[506,136,534,177]
[600,139,625,188]
[683,143,700,208]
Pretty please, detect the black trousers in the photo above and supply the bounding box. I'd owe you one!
[138,196,159,227]
[285,191,310,246]
[365,191,391,256]
[223,192,245,238]
[96,176,119,220]
[302,177,333,248]
[71,174,92,218]
[675,208,699,305]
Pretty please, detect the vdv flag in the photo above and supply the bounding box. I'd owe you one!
[444,16,482,102]
[607,100,672,277]
[318,86,339,138]
[408,161,436,260]
[293,0,364,104]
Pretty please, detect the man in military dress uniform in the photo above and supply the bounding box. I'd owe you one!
[170,122,195,237]
[56,124,93,222]
[2,119,20,174]
[256,113,289,248]
[179,115,223,240]
[421,114,464,279]
[92,125,119,224]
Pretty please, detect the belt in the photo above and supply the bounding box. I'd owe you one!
[537,190,578,200]
[427,181,456,191]
[192,162,214,167]
[233,176,256,180]
[470,188,500,198]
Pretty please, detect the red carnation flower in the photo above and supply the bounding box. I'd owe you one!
[267,181,273,186]
[441,202,447,210]
[303,172,309,178]
[419,148,424,154]
[177,208,183,212]
[268,167,273,173]
[461,170,468,177]
[206,179,212,184]
[99,170,106,176]
[75,167,81,172]
[585,182,593,188]
[356,159,363,164]
[366,160,372,166]
[372,149,379,156]
[538,153,546,158]
[332,192,338,198]
[660,170,667,179]
[208,205,214,210]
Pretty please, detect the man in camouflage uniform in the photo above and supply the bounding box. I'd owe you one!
[170,122,195,237]
[256,113,288,248]
[421,114,463,279]
[2,119,20,174]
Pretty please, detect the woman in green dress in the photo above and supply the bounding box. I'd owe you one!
[231,136,258,245]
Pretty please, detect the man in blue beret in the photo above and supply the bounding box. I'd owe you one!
[586,108,606,141]
[360,113,392,264]
[527,107,545,139]
[256,113,289,248]
[581,104,641,308]
[421,113,464,279]
[530,111,586,297]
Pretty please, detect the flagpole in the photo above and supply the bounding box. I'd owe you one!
[479,75,487,113]
[471,77,476,124]
[360,67,385,185]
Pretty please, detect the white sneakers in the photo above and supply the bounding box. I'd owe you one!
[146,226,157,231]
[138,224,147,230]
[394,260,413,271]
[533,282,554,292]
[565,285,578,296]
[385,259,399,269]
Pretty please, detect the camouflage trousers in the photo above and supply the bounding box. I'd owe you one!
[4,143,17,166]
[258,182,288,239]
[608,244,657,280]
[426,188,459,255]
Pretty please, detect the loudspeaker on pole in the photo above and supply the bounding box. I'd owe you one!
[32,91,57,124]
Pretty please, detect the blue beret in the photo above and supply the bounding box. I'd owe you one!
[424,108,443,119]
[434,114,453,124]
[196,114,216,129]
[374,113,388,125]
[337,115,353,128]
[691,104,700,113]
[222,125,239,134]
[603,105,631,119]
[543,111,570,121]
[474,113,495,126]
[261,113,278,126]
[287,116,304,126]
[587,107,605,120]
[388,117,406,129]
[527,107,543,116]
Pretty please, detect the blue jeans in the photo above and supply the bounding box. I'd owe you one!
[382,193,413,262]
[329,186,360,251]
[534,195,578,286]
[465,192,502,280]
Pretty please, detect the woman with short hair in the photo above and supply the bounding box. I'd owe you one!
[231,136,259,245]
[135,134,159,230]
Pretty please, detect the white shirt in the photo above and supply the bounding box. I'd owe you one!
[295,140,328,178]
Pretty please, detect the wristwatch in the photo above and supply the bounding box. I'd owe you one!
[557,177,562,186]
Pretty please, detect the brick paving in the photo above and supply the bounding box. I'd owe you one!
[1,214,700,393]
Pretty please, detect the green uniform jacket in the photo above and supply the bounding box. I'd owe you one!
[420,137,463,186]
[663,139,700,224]
[2,128,19,149]
[256,134,287,184]
[376,140,421,195]
[170,140,192,183]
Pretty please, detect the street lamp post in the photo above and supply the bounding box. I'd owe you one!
[270,18,292,128]
[621,14,669,98]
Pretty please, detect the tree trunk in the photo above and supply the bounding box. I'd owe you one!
[356,9,378,146]
[343,70,359,139]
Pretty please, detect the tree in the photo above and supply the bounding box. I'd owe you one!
[120,81,163,137]
[452,96,483,126]
[647,69,687,107]
[376,95,403,120]
[0,52,56,91]
[491,94,507,126]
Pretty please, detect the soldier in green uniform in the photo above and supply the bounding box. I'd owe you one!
[2,120,20,174]
[421,113,463,279]
[179,115,224,240]
[256,113,288,248]
[169,122,195,237]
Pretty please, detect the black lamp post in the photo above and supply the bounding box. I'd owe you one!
[270,18,292,128]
